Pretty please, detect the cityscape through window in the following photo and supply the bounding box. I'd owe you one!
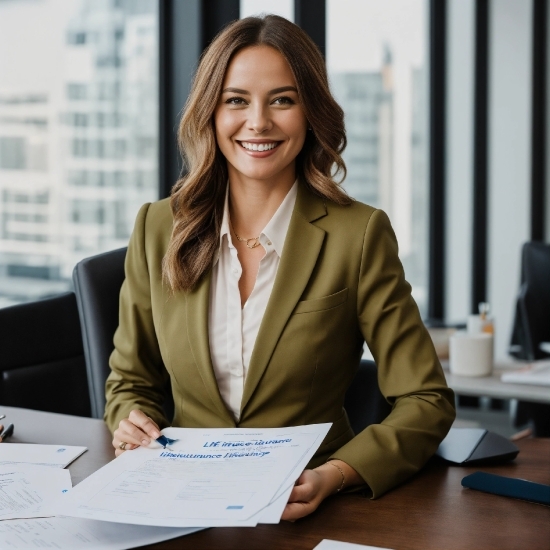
[0,0,158,307]
[327,0,430,317]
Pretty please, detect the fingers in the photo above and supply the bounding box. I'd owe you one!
[111,410,161,455]
[282,470,324,521]
[281,501,314,521]
[128,409,161,439]
[288,477,316,504]
[0,424,3,443]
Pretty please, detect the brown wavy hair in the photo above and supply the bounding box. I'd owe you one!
[163,15,351,292]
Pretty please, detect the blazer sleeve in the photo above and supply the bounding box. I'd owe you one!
[104,203,171,433]
[330,208,455,498]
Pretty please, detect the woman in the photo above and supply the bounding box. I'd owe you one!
[105,15,455,521]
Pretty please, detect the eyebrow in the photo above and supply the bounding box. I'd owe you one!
[221,86,298,95]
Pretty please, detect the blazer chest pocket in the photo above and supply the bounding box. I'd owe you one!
[294,288,348,314]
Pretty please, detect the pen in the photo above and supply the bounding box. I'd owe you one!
[0,423,14,442]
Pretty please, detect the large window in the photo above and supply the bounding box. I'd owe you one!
[327,0,430,317]
[0,0,158,308]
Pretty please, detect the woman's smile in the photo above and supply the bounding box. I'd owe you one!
[238,140,281,153]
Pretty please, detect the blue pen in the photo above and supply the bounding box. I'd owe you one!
[156,434,178,450]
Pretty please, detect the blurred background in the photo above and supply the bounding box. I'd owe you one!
[0,0,548,368]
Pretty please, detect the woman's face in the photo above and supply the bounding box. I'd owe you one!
[214,45,308,189]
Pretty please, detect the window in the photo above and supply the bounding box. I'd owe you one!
[327,0,430,317]
[0,0,159,308]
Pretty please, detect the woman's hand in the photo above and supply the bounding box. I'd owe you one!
[112,409,161,457]
[281,460,363,521]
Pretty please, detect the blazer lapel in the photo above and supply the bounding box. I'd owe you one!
[240,184,327,413]
[164,270,234,423]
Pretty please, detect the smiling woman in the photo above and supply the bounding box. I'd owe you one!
[104,15,455,523]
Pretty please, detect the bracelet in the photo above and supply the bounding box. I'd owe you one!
[327,461,345,493]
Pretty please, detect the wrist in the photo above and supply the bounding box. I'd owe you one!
[314,462,346,496]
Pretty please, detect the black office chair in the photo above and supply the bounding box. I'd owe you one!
[509,241,550,436]
[73,247,127,419]
[0,292,91,417]
[73,247,391,429]
[509,242,550,361]
[345,359,392,433]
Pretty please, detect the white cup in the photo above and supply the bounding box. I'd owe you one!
[449,331,494,377]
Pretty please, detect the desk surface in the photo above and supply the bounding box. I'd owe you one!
[2,406,549,550]
[443,364,550,404]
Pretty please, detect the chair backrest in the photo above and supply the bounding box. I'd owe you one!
[509,242,550,361]
[73,247,127,418]
[344,359,392,434]
[0,292,91,417]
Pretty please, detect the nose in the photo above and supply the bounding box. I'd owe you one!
[248,103,272,134]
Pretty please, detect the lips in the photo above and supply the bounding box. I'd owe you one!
[238,141,281,152]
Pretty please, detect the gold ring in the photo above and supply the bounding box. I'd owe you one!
[119,441,127,451]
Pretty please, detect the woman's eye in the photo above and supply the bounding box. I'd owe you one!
[272,96,295,106]
[225,97,247,105]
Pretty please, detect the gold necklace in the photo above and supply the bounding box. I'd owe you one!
[231,223,261,249]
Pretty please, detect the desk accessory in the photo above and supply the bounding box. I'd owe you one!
[436,428,519,464]
[449,332,494,376]
[0,423,14,441]
[462,471,550,506]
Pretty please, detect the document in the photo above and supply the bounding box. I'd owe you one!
[501,360,550,386]
[0,517,201,550]
[0,444,87,468]
[0,465,71,520]
[56,423,331,527]
[315,540,393,550]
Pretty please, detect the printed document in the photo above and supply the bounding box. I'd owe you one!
[0,517,201,550]
[56,423,331,527]
[0,465,71,520]
[315,540,393,550]
[0,444,87,468]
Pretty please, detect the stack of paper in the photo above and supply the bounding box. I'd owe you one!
[501,361,550,386]
[55,423,331,527]
[0,518,201,549]
[0,464,71,520]
[0,462,200,550]
[0,424,330,548]
[0,444,87,468]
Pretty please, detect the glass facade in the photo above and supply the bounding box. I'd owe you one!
[0,0,158,308]
[327,0,430,317]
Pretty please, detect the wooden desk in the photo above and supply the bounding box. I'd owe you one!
[2,406,549,550]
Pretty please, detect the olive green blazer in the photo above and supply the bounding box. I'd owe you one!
[105,183,455,498]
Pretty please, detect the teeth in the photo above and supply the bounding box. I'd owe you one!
[240,142,278,152]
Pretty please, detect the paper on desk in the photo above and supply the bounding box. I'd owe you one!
[0,444,87,468]
[500,360,550,386]
[0,464,71,520]
[315,539,393,550]
[0,517,201,550]
[55,423,331,528]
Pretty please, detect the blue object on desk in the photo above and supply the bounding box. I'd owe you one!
[156,435,178,449]
[462,471,550,506]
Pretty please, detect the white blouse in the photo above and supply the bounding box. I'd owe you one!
[208,182,298,421]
